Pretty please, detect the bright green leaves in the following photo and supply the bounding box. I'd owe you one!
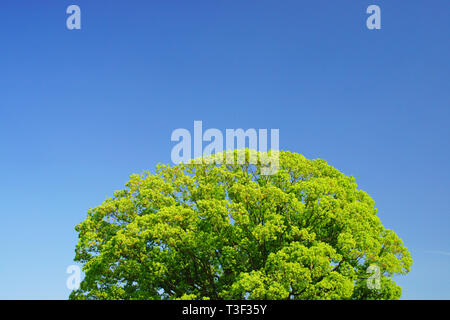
[227,242,353,300]
[70,150,412,300]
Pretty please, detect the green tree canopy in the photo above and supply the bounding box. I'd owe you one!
[70,150,412,300]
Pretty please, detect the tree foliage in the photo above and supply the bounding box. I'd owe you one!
[70,150,412,300]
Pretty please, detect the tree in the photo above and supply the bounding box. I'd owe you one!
[70,150,412,300]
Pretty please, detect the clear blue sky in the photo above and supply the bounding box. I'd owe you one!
[0,0,448,299]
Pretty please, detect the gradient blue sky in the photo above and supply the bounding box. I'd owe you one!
[0,0,448,299]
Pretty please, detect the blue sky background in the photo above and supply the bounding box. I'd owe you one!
[0,0,448,299]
